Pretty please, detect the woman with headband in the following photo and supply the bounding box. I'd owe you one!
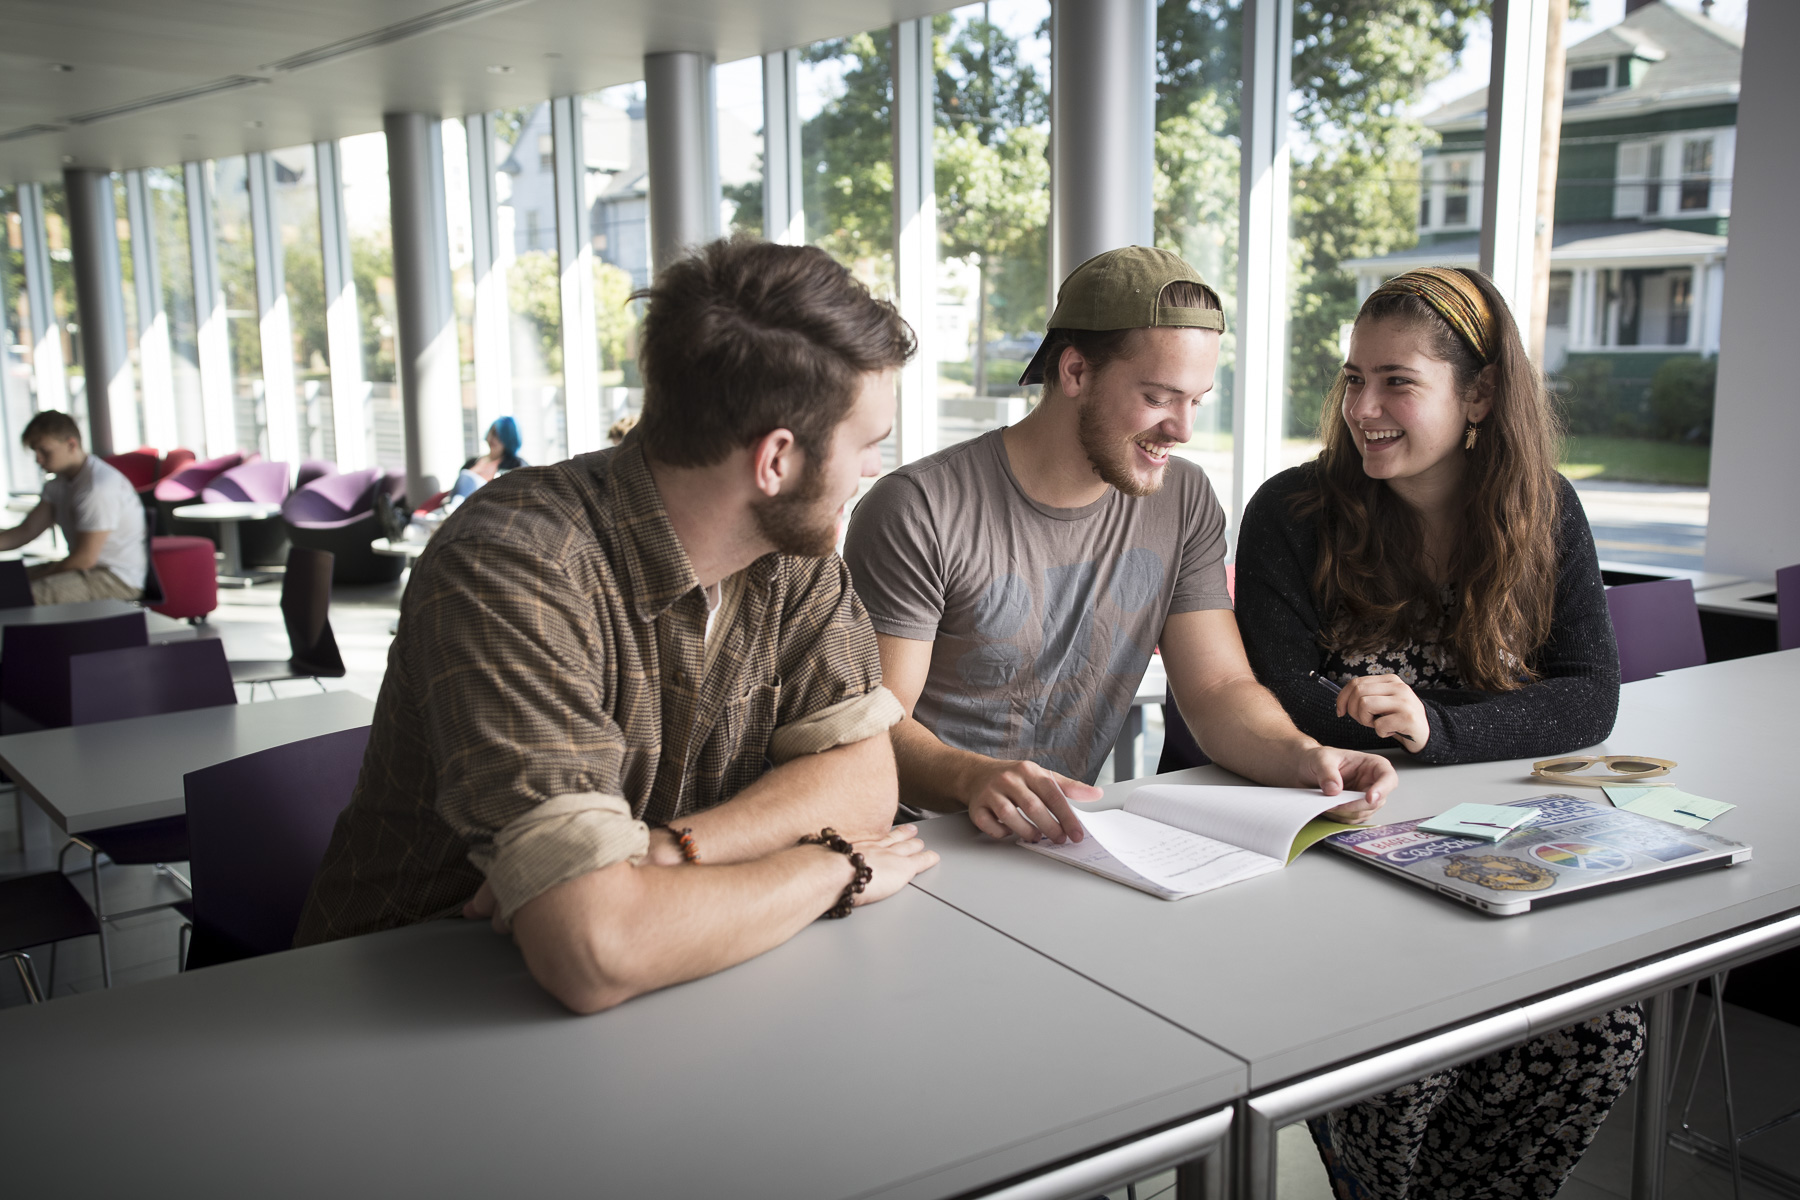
[1233,267,1637,1197]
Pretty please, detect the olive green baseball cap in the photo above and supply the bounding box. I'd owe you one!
[1019,245,1225,386]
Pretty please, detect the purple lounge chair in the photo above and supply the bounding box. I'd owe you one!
[153,451,245,539]
[182,724,372,968]
[296,459,336,489]
[201,460,292,568]
[282,467,406,584]
[1605,578,1707,684]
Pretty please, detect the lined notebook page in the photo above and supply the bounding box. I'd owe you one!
[1020,808,1281,899]
[1124,785,1350,861]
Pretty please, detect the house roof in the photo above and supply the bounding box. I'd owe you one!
[1426,2,1741,135]
[1342,221,1729,273]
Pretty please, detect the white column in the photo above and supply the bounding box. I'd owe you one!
[315,140,370,471]
[645,52,722,276]
[123,170,179,451]
[762,49,805,246]
[1049,0,1156,286]
[17,183,69,412]
[385,111,464,500]
[552,94,602,456]
[465,112,513,437]
[1702,260,1725,356]
[186,161,238,457]
[891,18,937,466]
[1232,0,1294,527]
[63,168,136,454]
[246,152,298,471]
[1479,0,1552,329]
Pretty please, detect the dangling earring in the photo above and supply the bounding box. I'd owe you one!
[1464,423,1480,451]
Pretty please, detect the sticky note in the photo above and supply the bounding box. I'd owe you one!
[1419,803,1540,842]
[1605,785,1735,830]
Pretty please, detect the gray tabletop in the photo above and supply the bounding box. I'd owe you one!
[912,649,1800,1087]
[0,598,141,629]
[0,689,375,833]
[0,889,1244,1200]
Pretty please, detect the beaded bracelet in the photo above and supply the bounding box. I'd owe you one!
[664,826,702,864]
[798,826,872,919]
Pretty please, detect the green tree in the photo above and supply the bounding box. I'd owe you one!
[800,31,897,290]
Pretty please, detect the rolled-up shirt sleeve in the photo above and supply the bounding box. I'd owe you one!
[407,533,642,915]
[768,554,902,757]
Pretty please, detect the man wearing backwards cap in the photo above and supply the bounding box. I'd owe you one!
[843,247,1397,842]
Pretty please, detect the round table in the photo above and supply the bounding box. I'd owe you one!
[171,501,283,584]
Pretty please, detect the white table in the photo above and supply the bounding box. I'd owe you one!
[172,500,283,584]
[912,649,1800,1198]
[0,887,1241,1200]
[1694,578,1779,621]
[0,689,374,833]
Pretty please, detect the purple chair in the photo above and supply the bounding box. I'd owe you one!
[282,467,405,584]
[296,459,336,489]
[182,724,371,968]
[59,638,239,982]
[200,459,292,568]
[0,611,149,734]
[1606,578,1707,684]
[0,872,104,1002]
[0,559,33,608]
[1778,564,1799,653]
[152,451,244,539]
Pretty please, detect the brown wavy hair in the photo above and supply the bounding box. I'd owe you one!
[1298,268,1562,692]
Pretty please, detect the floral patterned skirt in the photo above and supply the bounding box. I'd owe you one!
[1306,1005,1645,1200]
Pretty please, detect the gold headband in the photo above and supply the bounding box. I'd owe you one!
[1366,267,1497,363]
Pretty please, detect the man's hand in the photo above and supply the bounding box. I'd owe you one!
[1295,746,1396,823]
[963,759,1102,844]
[847,824,940,905]
[1335,674,1430,751]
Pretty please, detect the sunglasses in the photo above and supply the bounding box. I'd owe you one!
[1530,755,1676,786]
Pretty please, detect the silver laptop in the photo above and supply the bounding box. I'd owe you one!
[1323,794,1751,916]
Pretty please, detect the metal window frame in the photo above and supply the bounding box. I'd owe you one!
[1480,0,1552,331]
[185,160,238,457]
[315,138,370,471]
[891,16,936,466]
[761,49,804,246]
[122,169,180,450]
[1231,0,1294,529]
[246,150,299,471]
[465,111,513,441]
[552,92,601,455]
[18,182,70,412]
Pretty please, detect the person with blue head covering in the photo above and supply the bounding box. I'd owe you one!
[446,416,529,506]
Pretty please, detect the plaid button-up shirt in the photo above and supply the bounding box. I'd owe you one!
[296,443,900,944]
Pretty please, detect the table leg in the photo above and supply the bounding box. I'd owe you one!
[217,522,245,581]
[1238,1098,1278,1200]
[1631,988,1673,1200]
[1174,1140,1229,1200]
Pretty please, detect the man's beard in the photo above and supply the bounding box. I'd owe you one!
[752,458,838,557]
[1077,400,1165,498]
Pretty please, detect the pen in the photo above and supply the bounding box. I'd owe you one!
[1310,671,1417,743]
[1675,809,1706,820]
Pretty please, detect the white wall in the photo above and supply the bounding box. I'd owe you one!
[1702,0,1800,580]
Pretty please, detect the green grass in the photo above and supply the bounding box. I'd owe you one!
[1559,435,1711,487]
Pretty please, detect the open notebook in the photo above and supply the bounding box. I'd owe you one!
[1017,785,1354,900]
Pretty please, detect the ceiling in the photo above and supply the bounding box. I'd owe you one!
[0,0,949,183]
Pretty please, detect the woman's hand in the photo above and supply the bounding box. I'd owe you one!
[1336,674,1430,751]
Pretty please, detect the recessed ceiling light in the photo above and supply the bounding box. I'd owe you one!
[50,63,74,73]
[487,64,514,74]
[543,52,561,59]
[246,119,264,128]
[61,154,75,164]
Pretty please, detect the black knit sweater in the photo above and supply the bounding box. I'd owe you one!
[1234,464,1621,765]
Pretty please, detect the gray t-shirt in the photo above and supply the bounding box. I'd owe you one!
[844,429,1231,783]
[42,455,147,589]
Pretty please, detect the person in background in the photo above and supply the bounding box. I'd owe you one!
[297,237,937,1013]
[843,246,1395,845]
[1233,266,1636,1198]
[446,416,528,507]
[609,413,639,446]
[0,410,146,605]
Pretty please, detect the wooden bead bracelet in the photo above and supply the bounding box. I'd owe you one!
[798,827,872,918]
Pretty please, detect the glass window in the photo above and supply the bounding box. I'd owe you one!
[1157,0,1244,502]
[584,82,650,441]
[1680,137,1713,211]
[493,102,565,465]
[206,157,266,456]
[144,167,206,451]
[933,1,1051,451]
[340,132,402,472]
[269,145,334,465]
[1645,141,1664,215]
[1287,8,1490,461]
[40,183,86,441]
[1,187,37,480]
[441,118,481,458]
[112,176,145,448]
[718,56,767,238]
[1568,64,1609,91]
